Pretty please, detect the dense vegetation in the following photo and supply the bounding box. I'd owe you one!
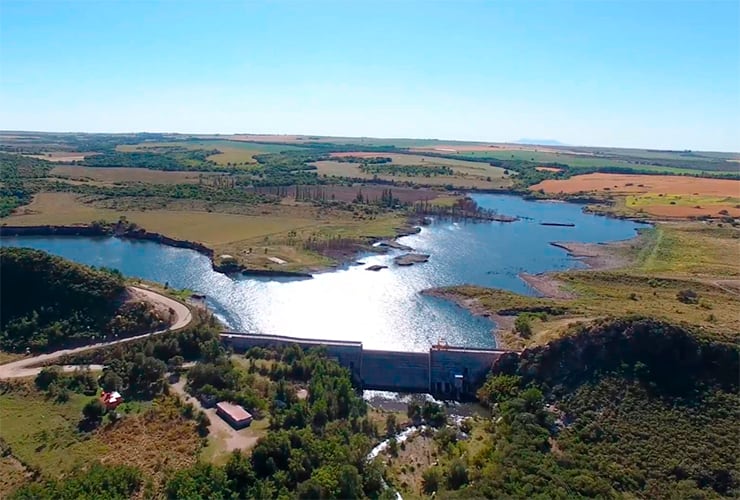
[0,248,165,352]
[453,318,740,499]
[0,152,52,216]
[83,148,221,171]
[12,464,142,500]
[168,345,389,499]
[359,163,453,177]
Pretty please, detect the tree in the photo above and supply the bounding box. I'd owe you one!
[100,370,124,392]
[337,465,363,499]
[82,398,106,424]
[385,413,398,438]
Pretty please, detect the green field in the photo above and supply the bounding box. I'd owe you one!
[0,388,107,477]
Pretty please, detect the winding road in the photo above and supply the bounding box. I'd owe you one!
[0,286,192,379]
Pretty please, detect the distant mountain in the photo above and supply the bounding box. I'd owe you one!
[513,138,567,146]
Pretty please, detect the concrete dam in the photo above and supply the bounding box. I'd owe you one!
[220,332,513,397]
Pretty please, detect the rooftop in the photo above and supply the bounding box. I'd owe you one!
[216,401,252,422]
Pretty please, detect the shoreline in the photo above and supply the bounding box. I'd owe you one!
[0,224,316,279]
[421,288,515,348]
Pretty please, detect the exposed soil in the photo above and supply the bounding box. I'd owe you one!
[535,166,563,172]
[530,173,740,197]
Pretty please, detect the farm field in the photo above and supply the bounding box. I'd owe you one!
[49,165,212,184]
[530,173,740,218]
[625,193,740,218]
[25,152,97,162]
[312,152,511,189]
[530,172,740,196]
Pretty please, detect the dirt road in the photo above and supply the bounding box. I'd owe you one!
[0,286,192,379]
[169,378,260,454]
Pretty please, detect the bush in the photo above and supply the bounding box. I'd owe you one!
[82,398,106,424]
[677,289,699,304]
[447,459,469,489]
[515,315,533,337]
[422,467,441,494]
[35,366,62,390]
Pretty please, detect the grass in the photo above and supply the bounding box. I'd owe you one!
[436,222,740,349]
[49,166,211,185]
[0,385,108,478]
[0,384,201,494]
[0,352,25,365]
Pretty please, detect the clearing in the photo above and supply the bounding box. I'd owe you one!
[170,377,268,464]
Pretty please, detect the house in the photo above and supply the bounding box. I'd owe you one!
[216,401,253,429]
[100,391,123,410]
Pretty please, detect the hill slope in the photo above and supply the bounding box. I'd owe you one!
[0,247,164,352]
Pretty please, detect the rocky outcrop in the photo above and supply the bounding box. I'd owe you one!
[377,240,413,251]
[394,253,430,266]
[366,264,388,272]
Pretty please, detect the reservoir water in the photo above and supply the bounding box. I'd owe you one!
[0,194,642,351]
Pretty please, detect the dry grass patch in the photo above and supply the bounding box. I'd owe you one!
[531,173,740,197]
[49,166,210,185]
[99,397,202,491]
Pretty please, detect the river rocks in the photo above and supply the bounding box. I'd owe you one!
[394,253,430,266]
[366,264,388,272]
[377,240,413,251]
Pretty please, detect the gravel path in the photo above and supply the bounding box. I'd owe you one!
[0,286,192,379]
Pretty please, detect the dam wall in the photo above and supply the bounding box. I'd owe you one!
[362,350,430,392]
[221,332,512,397]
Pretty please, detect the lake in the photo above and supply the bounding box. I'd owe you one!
[0,194,642,351]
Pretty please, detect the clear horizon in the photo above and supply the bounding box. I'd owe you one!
[1,0,738,152]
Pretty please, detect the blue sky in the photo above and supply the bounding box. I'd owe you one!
[1,0,738,151]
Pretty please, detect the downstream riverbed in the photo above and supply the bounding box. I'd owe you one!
[0,194,641,351]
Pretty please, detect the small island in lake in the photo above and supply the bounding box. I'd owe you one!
[394,253,430,266]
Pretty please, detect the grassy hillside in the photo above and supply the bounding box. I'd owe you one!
[0,247,163,352]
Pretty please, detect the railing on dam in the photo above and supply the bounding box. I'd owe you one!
[220,332,514,397]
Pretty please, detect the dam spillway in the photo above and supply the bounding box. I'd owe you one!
[220,332,513,397]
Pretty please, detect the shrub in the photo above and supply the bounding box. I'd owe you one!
[82,398,106,424]
[35,366,62,390]
[422,467,441,494]
[515,315,533,337]
[676,289,699,304]
[447,459,469,489]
